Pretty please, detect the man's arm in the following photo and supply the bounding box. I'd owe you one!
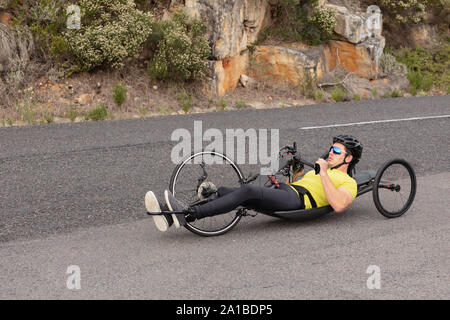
[316,159,354,213]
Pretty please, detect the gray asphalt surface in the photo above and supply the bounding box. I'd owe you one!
[0,95,449,299]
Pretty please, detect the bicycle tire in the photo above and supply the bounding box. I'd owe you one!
[169,151,245,236]
[373,158,416,218]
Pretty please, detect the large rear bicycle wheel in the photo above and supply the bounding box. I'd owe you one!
[169,151,245,236]
[373,159,416,218]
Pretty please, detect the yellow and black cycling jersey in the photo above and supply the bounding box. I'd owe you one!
[290,169,357,209]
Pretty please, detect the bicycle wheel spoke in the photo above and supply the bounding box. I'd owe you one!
[398,191,406,208]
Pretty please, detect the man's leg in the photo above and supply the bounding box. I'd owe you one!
[197,182,237,201]
[192,184,261,219]
[217,186,239,197]
[192,184,303,219]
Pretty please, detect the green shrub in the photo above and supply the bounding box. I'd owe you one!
[87,105,108,121]
[430,44,450,89]
[176,92,192,113]
[43,113,54,123]
[422,74,434,92]
[138,106,148,118]
[235,100,246,109]
[379,53,408,77]
[31,25,70,61]
[396,44,450,92]
[66,105,78,122]
[390,90,402,98]
[113,83,127,107]
[408,71,434,95]
[377,0,428,24]
[307,6,336,43]
[408,71,423,95]
[352,93,361,101]
[147,10,210,82]
[314,90,324,103]
[18,102,36,125]
[397,47,433,73]
[268,0,336,45]
[218,98,227,111]
[50,35,70,59]
[330,87,345,102]
[158,106,174,115]
[66,0,153,71]
[7,0,68,62]
[371,88,379,98]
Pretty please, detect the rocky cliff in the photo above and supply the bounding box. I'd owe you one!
[173,0,390,96]
[0,0,445,105]
[182,0,274,96]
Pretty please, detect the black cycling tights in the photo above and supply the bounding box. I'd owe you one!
[192,183,304,219]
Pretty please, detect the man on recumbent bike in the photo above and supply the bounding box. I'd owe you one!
[145,134,363,232]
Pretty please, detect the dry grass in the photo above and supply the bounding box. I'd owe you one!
[0,60,316,126]
[3,59,446,127]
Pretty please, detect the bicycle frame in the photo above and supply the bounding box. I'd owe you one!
[356,181,374,197]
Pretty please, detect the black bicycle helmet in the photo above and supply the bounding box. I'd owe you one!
[332,134,363,175]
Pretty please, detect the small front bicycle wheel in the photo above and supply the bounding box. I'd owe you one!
[373,159,416,218]
[169,151,245,236]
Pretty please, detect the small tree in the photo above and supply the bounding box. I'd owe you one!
[147,10,210,82]
[65,0,153,71]
[269,0,336,45]
[113,83,127,107]
[377,0,428,24]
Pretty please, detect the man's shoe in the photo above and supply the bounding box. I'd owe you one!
[145,191,173,232]
[164,190,190,228]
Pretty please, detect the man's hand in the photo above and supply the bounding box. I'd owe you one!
[315,158,328,175]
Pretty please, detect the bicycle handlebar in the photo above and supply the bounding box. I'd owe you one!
[279,144,329,175]
[260,144,327,187]
[295,158,322,174]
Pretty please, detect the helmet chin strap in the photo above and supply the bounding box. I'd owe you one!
[330,154,350,170]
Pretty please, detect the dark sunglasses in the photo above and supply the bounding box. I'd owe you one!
[329,146,347,155]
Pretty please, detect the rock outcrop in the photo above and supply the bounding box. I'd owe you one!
[0,11,11,25]
[186,0,272,59]
[152,0,446,100]
[164,1,389,96]
[249,44,323,86]
[242,3,386,90]
[327,4,383,44]
[184,0,273,96]
[323,4,385,79]
[248,3,387,86]
[211,54,249,96]
[323,36,385,80]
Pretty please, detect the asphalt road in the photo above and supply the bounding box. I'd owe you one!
[0,95,449,299]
